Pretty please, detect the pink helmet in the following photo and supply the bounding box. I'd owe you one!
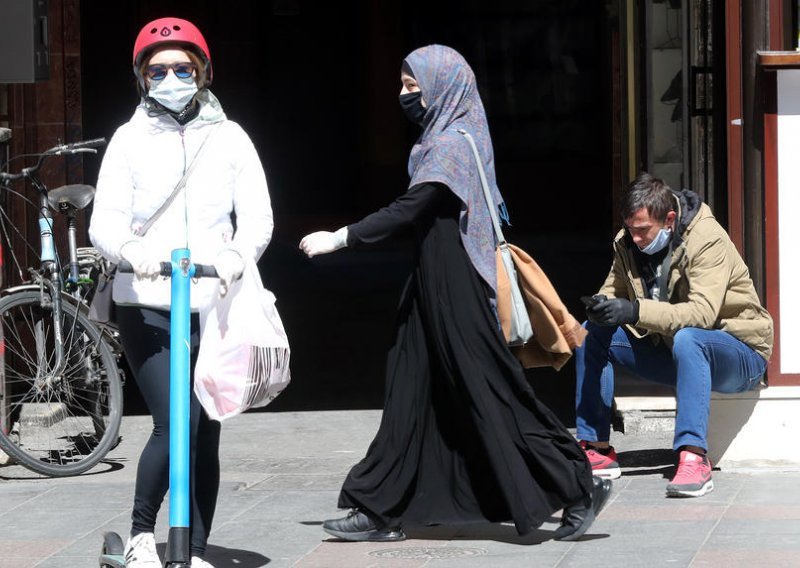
[132,17,212,89]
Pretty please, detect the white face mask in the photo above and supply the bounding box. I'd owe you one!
[639,227,672,255]
[148,73,198,113]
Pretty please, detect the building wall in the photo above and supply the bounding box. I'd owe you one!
[2,0,86,288]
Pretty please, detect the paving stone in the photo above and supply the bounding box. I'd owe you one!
[692,549,800,566]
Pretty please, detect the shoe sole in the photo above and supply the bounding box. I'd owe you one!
[592,479,613,516]
[555,479,613,542]
[591,466,621,480]
[322,527,406,542]
[555,508,595,542]
[666,479,714,498]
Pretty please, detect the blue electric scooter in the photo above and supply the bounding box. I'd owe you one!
[99,249,217,568]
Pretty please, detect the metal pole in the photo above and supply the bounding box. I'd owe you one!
[0,127,8,436]
[165,247,192,567]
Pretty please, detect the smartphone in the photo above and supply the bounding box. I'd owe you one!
[580,295,604,308]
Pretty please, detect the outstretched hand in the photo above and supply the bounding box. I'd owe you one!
[299,228,348,258]
[587,297,639,327]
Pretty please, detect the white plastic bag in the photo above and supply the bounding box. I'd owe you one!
[194,260,291,421]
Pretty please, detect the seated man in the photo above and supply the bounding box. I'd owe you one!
[576,172,773,497]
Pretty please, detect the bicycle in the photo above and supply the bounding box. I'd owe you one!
[0,138,125,476]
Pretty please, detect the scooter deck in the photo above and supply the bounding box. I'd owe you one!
[99,553,191,568]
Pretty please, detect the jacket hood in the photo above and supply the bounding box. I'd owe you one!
[672,188,702,240]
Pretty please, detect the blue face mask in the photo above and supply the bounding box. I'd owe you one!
[639,227,672,255]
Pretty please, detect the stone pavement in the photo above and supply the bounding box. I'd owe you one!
[1,410,799,567]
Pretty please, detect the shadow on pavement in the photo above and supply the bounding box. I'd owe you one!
[617,448,676,478]
[0,457,127,480]
[404,523,611,545]
[155,544,270,567]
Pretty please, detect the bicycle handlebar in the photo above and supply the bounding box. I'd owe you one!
[118,260,219,279]
[53,138,107,152]
[0,138,107,183]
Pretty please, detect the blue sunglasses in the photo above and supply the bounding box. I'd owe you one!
[145,62,196,81]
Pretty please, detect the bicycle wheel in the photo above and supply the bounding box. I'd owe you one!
[0,289,123,476]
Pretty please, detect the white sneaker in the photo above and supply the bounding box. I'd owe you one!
[192,557,216,568]
[124,532,160,567]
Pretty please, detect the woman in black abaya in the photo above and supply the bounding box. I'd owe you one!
[299,44,611,542]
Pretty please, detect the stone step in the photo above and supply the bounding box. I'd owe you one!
[615,395,676,434]
[20,402,67,427]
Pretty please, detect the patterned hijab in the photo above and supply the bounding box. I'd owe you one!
[405,44,506,295]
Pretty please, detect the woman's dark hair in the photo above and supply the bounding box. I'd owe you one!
[621,172,675,222]
[137,46,207,96]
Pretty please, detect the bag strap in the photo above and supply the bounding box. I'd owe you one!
[136,122,222,237]
[457,129,506,245]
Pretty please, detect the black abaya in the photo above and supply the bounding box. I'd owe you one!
[339,182,592,535]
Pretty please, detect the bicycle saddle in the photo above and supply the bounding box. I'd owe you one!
[48,184,96,211]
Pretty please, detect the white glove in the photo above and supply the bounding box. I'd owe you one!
[299,227,348,258]
[214,249,245,297]
[119,241,162,281]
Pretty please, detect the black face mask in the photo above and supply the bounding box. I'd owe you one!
[399,91,426,125]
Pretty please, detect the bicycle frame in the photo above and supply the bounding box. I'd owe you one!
[27,173,69,383]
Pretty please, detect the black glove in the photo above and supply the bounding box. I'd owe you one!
[584,294,607,324]
[588,298,639,327]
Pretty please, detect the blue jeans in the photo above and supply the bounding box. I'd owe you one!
[575,322,767,451]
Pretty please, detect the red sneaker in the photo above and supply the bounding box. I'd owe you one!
[579,440,621,479]
[666,450,714,498]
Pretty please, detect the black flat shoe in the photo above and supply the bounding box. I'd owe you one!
[322,509,406,542]
[554,476,613,541]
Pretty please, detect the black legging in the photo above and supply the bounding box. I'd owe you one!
[116,305,221,557]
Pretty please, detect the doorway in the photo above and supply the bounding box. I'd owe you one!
[637,0,727,216]
[80,1,614,419]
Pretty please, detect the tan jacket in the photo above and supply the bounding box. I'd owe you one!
[599,202,773,361]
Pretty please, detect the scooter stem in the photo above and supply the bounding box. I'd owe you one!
[165,248,193,566]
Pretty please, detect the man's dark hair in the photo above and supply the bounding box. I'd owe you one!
[621,172,675,222]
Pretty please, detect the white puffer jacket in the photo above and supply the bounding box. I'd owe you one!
[89,91,273,311]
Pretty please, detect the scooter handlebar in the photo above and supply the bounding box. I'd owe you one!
[117,260,218,278]
[193,263,219,278]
